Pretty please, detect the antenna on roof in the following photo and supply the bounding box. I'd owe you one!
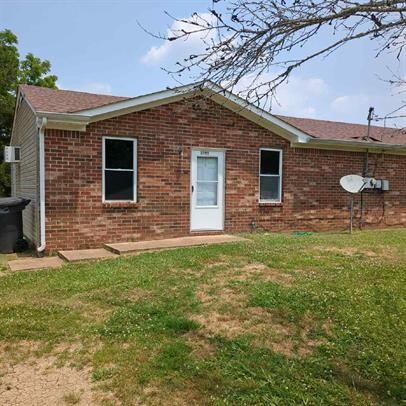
[361,106,375,229]
[365,107,375,143]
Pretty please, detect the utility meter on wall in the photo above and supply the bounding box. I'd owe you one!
[4,146,21,163]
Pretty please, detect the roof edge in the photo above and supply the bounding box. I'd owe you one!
[41,81,311,144]
[10,87,38,145]
[292,138,406,155]
[23,82,405,154]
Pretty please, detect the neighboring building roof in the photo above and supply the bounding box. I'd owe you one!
[19,84,128,113]
[18,84,405,147]
[277,115,405,146]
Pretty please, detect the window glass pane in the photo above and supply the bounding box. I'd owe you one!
[260,176,280,201]
[105,139,134,169]
[197,181,218,206]
[260,150,280,175]
[105,170,133,200]
[197,157,218,181]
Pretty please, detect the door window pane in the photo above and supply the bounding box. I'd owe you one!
[260,176,280,201]
[197,182,218,206]
[197,157,218,181]
[105,139,134,169]
[260,150,280,175]
[105,170,133,200]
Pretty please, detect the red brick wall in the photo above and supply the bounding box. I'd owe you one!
[44,98,406,251]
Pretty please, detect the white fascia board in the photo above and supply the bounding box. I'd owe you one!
[204,83,311,144]
[293,138,406,155]
[30,84,201,131]
[40,81,310,144]
[37,112,90,122]
[77,83,200,122]
[10,88,23,146]
[37,112,90,131]
[11,87,44,144]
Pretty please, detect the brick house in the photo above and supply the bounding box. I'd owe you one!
[10,83,406,253]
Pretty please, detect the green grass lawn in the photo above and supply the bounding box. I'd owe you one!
[0,229,405,405]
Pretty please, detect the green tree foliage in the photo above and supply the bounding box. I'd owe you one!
[0,29,57,196]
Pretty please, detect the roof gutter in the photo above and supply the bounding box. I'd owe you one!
[37,112,89,131]
[36,117,47,255]
[292,138,406,155]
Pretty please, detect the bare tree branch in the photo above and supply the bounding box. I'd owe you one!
[154,0,406,121]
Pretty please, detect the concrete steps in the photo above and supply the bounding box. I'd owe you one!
[8,256,64,272]
[58,248,117,263]
[104,235,247,255]
[7,234,247,272]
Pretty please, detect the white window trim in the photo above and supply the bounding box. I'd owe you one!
[102,136,137,203]
[259,148,283,204]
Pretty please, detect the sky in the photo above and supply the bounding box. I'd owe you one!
[1,0,405,126]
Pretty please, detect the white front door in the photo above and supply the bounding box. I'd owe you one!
[191,149,225,231]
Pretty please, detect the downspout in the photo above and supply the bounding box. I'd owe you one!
[37,117,47,255]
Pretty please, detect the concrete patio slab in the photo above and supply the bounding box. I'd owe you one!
[105,234,247,255]
[8,257,64,272]
[58,248,117,262]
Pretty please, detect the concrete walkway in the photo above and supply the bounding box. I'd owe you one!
[7,234,247,272]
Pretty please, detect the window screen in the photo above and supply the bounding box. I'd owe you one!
[196,156,218,206]
[103,138,136,201]
[260,149,282,202]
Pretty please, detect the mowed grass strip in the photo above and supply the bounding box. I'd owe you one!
[0,229,405,405]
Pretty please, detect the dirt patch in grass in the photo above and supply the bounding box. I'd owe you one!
[313,245,397,259]
[197,262,293,309]
[0,355,94,405]
[0,340,44,364]
[191,311,247,339]
[296,315,330,358]
[292,267,319,275]
[206,254,245,269]
[206,259,228,269]
[141,382,202,406]
[64,299,112,323]
[121,287,151,302]
[194,264,328,358]
[52,340,104,371]
[256,310,330,358]
[196,263,329,358]
[197,285,246,307]
[0,339,114,405]
[183,331,216,359]
[190,307,284,342]
[233,263,293,286]
[322,246,378,257]
[192,305,331,359]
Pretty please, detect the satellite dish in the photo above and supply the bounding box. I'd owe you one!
[340,174,366,193]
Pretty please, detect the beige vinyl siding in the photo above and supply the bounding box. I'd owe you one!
[11,98,39,246]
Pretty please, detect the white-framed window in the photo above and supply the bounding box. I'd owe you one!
[102,136,137,202]
[259,148,282,203]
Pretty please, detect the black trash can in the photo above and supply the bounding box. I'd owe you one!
[0,197,31,253]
